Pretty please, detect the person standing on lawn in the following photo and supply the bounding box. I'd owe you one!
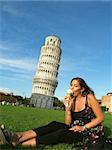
[0,77,111,149]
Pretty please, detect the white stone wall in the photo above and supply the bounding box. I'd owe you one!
[32,35,61,96]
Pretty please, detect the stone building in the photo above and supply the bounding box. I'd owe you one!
[101,92,112,112]
[30,35,62,108]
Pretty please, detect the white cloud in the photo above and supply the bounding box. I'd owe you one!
[0,57,36,72]
[0,56,36,81]
[0,41,36,80]
[0,86,24,96]
[56,96,64,101]
[2,3,23,17]
[0,87,12,93]
[0,41,23,55]
[0,42,15,52]
[0,44,10,51]
[0,72,32,81]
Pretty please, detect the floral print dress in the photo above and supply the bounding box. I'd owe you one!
[71,96,104,149]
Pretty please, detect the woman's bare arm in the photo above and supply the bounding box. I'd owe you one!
[69,94,104,132]
[84,94,104,129]
[65,109,72,125]
[64,97,73,126]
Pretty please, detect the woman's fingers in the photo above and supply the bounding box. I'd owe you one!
[69,126,83,132]
[69,127,74,130]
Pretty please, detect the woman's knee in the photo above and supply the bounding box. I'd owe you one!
[21,138,37,147]
[19,130,37,142]
[48,121,58,124]
[47,121,61,127]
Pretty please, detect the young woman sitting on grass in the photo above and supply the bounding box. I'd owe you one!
[0,77,112,149]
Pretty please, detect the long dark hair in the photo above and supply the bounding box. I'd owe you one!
[70,77,94,96]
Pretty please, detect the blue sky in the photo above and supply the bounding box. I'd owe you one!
[0,0,111,100]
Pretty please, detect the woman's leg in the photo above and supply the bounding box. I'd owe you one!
[37,128,83,145]
[20,138,37,147]
[15,121,67,145]
[19,129,81,147]
[12,130,37,147]
[33,121,68,136]
[17,126,82,147]
[17,130,37,143]
[1,121,69,147]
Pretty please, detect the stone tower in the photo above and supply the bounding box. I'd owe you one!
[30,35,62,108]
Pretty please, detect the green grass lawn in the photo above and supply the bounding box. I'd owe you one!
[0,105,112,150]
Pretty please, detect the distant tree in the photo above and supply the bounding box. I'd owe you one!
[16,96,23,104]
[53,98,64,109]
[22,97,31,106]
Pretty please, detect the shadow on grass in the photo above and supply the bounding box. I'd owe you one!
[0,145,44,150]
[0,144,75,150]
[0,144,54,150]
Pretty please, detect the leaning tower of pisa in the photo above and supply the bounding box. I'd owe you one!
[30,35,62,108]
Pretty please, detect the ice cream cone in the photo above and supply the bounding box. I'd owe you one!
[65,89,73,107]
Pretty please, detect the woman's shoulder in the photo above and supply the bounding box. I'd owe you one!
[87,93,97,107]
[87,93,95,99]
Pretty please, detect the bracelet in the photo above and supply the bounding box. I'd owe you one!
[83,126,88,131]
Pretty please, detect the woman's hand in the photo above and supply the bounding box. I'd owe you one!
[64,96,73,111]
[69,125,84,132]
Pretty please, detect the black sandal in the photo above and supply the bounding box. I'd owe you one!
[0,125,18,148]
[0,126,9,145]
